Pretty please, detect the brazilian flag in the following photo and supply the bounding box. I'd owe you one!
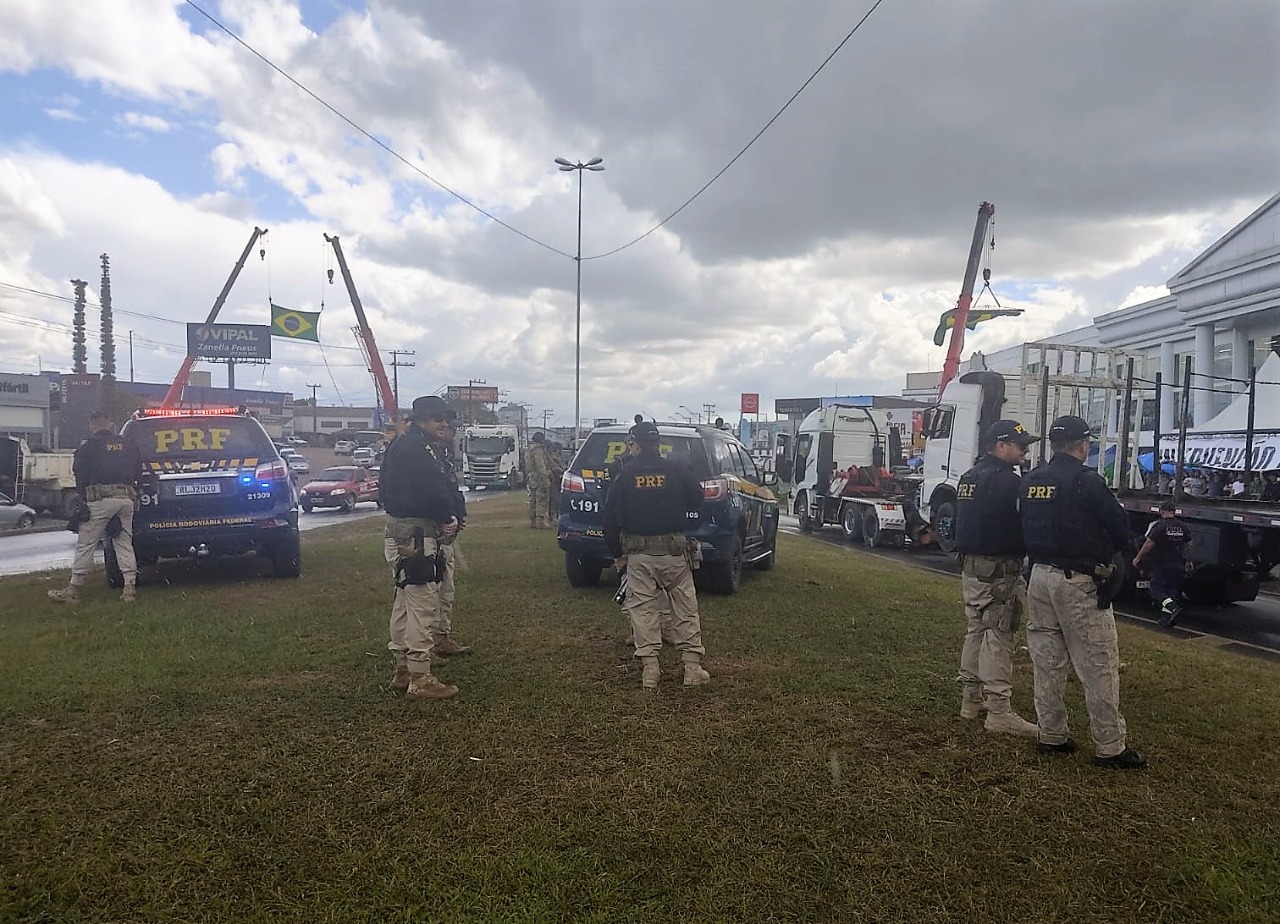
[932,307,1023,347]
[271,303,321,342]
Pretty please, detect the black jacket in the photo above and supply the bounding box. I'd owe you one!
[602,449,702,557]
[379,426,456,521]
[1021,452,1130,569]
[954,453,1024,558]
[74,429,140,489]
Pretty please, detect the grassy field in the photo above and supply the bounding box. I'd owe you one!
[1,494,1277,923]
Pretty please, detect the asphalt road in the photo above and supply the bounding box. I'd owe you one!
[779,517,1280,662]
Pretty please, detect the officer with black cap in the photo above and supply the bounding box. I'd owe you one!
[378,395,461,700]
[1021,415,1146,769]
[1132,499,1192,627]
[603,420,708,691]
[953,419,1040,737]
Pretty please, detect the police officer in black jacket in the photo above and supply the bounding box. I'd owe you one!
[379,395,461,700]
[1021,415,1146,769]
[603,421,708,691]
[48,410,141,604]
[953,419,1040,737]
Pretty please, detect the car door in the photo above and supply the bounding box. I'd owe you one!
[727,442,769,553]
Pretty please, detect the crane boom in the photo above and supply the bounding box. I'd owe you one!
[323,234,399,422]
[161,226,267,408]
[938,202,995,396]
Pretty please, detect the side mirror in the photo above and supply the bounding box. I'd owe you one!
[762,472,779,487]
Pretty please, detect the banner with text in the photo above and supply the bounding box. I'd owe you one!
[186,323,272,359]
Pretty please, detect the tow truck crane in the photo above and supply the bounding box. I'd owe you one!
[324,234,399,424]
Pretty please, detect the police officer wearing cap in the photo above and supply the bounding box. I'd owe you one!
[603,420,709,691]
[1132,499,1191,627]
[1021,415,1146,769]
[953,419,1040,737]
[430,414,474,661]
[48,410,142,604]
[378,395,461,700]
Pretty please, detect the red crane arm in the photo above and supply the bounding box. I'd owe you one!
[324,234,398,422]
[938,202,995,396]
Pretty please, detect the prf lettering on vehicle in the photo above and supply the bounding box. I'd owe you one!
[602,441,678,465]
[1024,484,1057,500]
[632,474,667,489]
[153,427,232,453]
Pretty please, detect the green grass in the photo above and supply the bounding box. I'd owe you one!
[1,495,1278,923]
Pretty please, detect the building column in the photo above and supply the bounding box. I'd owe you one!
[1231,326,1251,389]
[1193,324,1215,427]
[1160,340,1176,432]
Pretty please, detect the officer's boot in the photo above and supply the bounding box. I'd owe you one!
[390,663,411,692]
[406,671,458,700]
[681,653,711,687]
[983,705,1039,738]
[639,656,660,691]
[47,584,80,604]
[433,635,474,657]
[120,583,136,603]
[959,687,985,720]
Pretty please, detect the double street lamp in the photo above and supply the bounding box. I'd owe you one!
[555,155,604,449]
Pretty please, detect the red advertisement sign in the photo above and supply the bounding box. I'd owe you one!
[740,393,760,414]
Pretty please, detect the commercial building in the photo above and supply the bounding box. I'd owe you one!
[0,372,55,446]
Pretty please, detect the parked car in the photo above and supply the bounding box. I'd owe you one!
[284,436,309,446]
[118,407,301,580]
[300,465,380,513]
[557,422,779,594]
[352,447,376,467]
[0,491,37,530]
[286,455,311,476]
[334,439,356,456]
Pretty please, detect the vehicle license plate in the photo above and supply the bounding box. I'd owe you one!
[175,482,221,496]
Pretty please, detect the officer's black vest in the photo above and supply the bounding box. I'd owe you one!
[1022,456,1111,569]
[954,454,1024,557]
[82,431,139,486]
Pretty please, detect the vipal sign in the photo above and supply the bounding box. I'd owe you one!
[186,324,273,360]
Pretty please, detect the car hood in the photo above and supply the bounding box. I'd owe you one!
[301,480,354,492]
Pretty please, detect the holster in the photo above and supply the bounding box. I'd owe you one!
[392,522,445,586]
[1091,558,1125,610]
[685,538,702,571]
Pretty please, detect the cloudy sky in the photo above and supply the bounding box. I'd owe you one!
[1,0,1277,427]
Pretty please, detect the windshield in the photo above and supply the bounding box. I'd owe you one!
[468,436,512,454]
[318,468,358,481]
[574,433,709,478]
[125,417,273,461]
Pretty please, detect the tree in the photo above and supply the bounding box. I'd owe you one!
[99,253,116,382]
[70,279,88,373]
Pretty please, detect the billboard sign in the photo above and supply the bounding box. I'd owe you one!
[446,385,501,403]
[740,393,760,414]
[186,323,272,360]
[775,397,821,416]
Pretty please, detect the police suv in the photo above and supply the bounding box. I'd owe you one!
[557,422,779,594]
[115,407,302,582]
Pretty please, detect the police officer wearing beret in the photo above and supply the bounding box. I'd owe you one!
[48,410,142,604]
[1021,415,1146,768]
[378,395,461,700]
[603,421,709,691]
[954,419,1040,737]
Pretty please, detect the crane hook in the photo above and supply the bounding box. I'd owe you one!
[327,269,335,284]
[259,248,266,261]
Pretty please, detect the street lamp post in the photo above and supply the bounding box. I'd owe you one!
[555,155,604,449]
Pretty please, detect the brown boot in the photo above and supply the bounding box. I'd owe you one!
[120,584,136,603]
[407,672,458,700]
[47,585,80,604]
[640,656,660,692]
[433,636,473,657]
[390,665,411,692]
[682,655,711,687]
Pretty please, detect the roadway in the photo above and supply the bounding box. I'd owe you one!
[778,516,1280,661]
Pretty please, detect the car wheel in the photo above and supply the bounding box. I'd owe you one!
[564,552,603,588]
[270,530,303,578]
[841,503,863,542]
[302,502,313,514]
[103,542,125,589]
[934,499,958,553]
[17,513,35,530]
[796,492,814,533]
[863,508,883,548]
[342,495,357,513]
[708,533,744,595]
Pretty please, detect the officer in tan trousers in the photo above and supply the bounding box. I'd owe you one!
[48,410,141,604]
[1021,415,1146,769]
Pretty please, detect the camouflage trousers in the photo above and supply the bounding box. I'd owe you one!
[528,479,551,522]
[624,553,704,659]
[71,496,137,587]
[957,554,1024,713]
[1026,564,1128,758]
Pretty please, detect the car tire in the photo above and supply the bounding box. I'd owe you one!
[270,530,303,578]
[104,542,125,589]
[342,495,357,513]
[708,533,744,595]
[933,498,958,553]
[796,492,814,533]
[841,504,863,543]
[302,502,313,514]
[565,552,603,588]
[17,513,35,530]
[863,508,883,548]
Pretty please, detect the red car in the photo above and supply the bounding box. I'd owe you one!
[300,465,380,513]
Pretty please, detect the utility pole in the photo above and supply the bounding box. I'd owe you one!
[468,377,487,424]
[540,408,554,433]
[306,383,321,437]
[702,403,716,425]
[387,350,416,410]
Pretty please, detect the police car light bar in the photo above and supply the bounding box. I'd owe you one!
[138,406,243,417]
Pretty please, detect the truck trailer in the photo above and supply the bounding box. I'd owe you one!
[0,437,82,518]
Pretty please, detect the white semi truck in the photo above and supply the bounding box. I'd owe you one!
[461,424,525,490]
[0,437,82,518]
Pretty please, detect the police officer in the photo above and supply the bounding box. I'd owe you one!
[1132,499,1192,627]
[603,421,709,691]
[608,424,674,648]
[379,395,461,700]
[48,410,141,604]
[525,431,554,528]
[431,414,474,659]
[953,419,1040,737]
[1021,415,1146,769]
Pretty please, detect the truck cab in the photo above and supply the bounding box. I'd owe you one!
[462,425,524,490]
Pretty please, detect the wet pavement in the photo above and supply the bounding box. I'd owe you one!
[779,517,1280,660]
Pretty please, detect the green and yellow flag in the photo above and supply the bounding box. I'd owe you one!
[270,303,321,342]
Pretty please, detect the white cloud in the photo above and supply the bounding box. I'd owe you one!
[119,112,173,134]
[43,108,83,122]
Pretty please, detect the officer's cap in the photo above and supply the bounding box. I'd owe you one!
[532,431,545,443]
[1048,415,1095,443]
[632,421,660,442]
[984,419,1038,447]
[408,395,456,422]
